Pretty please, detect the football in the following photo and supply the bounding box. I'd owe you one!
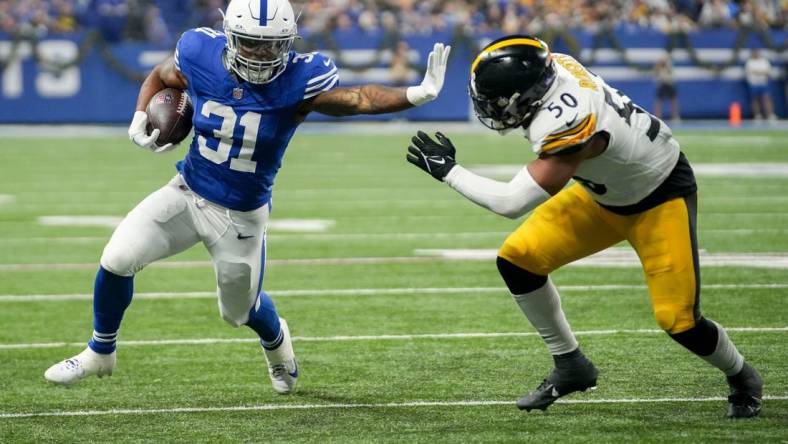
[146,88,194,146]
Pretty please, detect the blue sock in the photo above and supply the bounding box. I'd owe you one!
[87,266,133,354]
[246,291,282,349]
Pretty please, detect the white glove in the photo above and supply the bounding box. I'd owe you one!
[128,111,174,153]
[406,42,451,106]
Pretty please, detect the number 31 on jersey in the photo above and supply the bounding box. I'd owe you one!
[197,100,260,173]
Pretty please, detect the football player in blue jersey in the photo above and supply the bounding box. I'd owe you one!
[44,0,451,394]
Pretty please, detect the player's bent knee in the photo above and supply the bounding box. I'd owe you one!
[496,256,548,294]
[99,244,141,277]
[216,261,253,327]
[653,309,677,332]
[654,303,697,334]
[219,309,247,328]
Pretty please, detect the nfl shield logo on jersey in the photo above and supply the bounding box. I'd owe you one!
[233,88,244,100]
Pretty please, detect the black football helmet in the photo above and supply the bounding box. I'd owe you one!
[470,35,557,131]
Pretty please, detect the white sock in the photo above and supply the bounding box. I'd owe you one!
[704,320,745,376]
[512,278,578,355]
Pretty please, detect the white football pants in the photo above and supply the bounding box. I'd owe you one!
[100,175,269,327]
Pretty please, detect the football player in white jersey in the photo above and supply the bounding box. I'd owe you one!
[407,36,763,418]
[44,0,450,395]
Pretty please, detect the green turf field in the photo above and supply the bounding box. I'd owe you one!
[0,129,786,442]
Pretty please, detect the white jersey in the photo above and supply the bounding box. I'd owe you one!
[744,57,771,86]
[524,53,681,207]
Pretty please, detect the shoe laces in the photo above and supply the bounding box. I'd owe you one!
[270,363,287,378]
[535,379,551,391]
[64,359,81,370]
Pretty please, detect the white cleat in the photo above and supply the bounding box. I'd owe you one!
[263,318,298,394]
[44,347,116,387]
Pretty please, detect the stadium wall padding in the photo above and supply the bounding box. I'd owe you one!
[0,29,785,123]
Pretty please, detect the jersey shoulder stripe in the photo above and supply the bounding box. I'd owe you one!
[541,113,597,153]
[304,76,339,99]
[307,66,338,85]
[301,52,339,100]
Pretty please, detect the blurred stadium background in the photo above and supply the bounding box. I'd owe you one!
[0,0,786,122]
[1,1,787,442]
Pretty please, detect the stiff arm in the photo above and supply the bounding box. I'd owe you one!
[300,85,413,116]
[299,42,450,118]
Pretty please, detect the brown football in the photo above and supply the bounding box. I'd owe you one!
[146,88,194,146]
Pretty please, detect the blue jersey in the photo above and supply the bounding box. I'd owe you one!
[173,28,339,211]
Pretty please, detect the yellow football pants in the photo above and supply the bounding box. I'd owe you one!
[498,184,700,334]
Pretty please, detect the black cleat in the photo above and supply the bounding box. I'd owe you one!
[726,362,763,419]
[517,350,598,412]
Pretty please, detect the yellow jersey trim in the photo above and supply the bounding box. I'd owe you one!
[541,113,597,152]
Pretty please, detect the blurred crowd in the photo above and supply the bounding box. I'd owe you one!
[300,0,787,36]
[1,0,786,44]
[0,0,224,43]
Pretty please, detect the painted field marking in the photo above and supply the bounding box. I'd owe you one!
[37,216,122,228]
[414,248,788,269]
[0,257,435,271]
[1,327,785,350]
[268,219,335,232]
[36,216,336,233]
[703,196,788,203]
[0,194,15,205]
[703,228,788,235]
[1,283,786,303]
[6,248,788,271]
[675,135,777,145]
[694,164,788,177]
[1,395,787,419]
[468,164,788,178]
[0,237,107,244]
[0,232,510,245]
[5,228,788,245]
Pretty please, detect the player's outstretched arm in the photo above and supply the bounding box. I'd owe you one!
[129,56,188,152]
[407,131,605,219]
[304,43,450,116]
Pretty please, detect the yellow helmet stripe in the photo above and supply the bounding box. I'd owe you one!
[471,38,547,73]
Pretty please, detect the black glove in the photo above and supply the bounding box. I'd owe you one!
[406,130,457,181]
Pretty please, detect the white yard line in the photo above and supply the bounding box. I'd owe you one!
[7,248,788,271]
[1,283,786,303]
[7,248,788,272]
[0,228,787,245]
[0,232,507,245]
[0,194,15,205]
[0,257,437,271]
[703,196,788,203]
[693,164,788,177]
[415,249,788,269]
[1,396,787,419]
[703,228,788,235]
[268,219,335,232]
[37,215,122,228]
[35,216,336,232]
[1,328,785,350]
[468,164,788,178]
[267,231,509,240]
[4,121,788,138]
[0,237,107,244]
